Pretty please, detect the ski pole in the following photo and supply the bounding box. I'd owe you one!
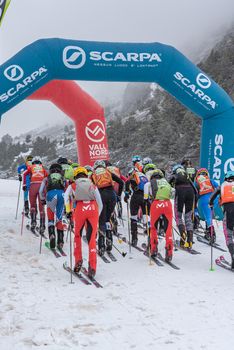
[126,202,131,253]
[210,208,215,271]
[145,204,153,266]
[100,230,127,257]
[69,220,74,284]
[15,181,21,220]
[20,211,25,236]
[39,231,43,254]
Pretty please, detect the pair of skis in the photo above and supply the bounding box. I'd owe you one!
[82,236,117,264]
[45,241,67,258]
[26,224,48,239]
[121,237,180,270]
[215,256,234,272]
[174,240,201,255]
[63,262,103,288]
[195,235,227,252]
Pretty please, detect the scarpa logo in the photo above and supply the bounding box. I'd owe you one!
[224,158,234,174]
[0,66,48,103]
[90,51,162,63]
[85,119,105,143]
[196,73,211,89]
[63,46,86,69]
[4,65,24,82]
[174,72,216,109]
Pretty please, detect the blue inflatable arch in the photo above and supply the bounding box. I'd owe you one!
[0,38,234,183]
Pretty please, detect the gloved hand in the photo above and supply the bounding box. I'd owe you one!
[18,174,22,182]
[41,199,46,206]
[66,212,72,219]
[22,184,27,192]
[124,194,129,203]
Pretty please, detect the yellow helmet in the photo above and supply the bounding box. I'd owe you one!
[73,166,88,178]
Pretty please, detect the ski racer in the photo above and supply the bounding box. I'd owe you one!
[23,156,48,234]
[124,168,149,246]
[57,157,74,186]
[144,168,174,261]
[194,168,219,242]
[209,171,234,269]
[132,155,143,172]
[91,160,124,256]
[64,167,103,277]
[39,163,65,248]
[169,164,197,249]
[17,155,33,217]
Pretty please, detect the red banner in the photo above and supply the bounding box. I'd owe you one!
[28,80,109,165]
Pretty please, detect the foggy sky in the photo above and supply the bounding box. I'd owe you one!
[0,0,234,137]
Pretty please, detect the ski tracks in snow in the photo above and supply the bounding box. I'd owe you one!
[1,179,234,349]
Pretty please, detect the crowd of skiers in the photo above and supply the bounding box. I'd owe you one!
[17,154,234,277]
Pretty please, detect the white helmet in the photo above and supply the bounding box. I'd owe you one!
[142,157,152,166]
[32,156,42,164]
[93,160,106,170]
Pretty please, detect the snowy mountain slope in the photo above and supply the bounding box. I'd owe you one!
[0,179,234,350]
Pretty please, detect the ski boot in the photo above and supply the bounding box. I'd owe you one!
[131,219,138,247]
[39,217,46,236]
[165,245,173,262]
[98,232,106,256]
[106,230,113,252]
[74,260,83,273]
[180,232,187,248]
[30,212,37,233]
[204,226,216,243]
[57,229,64,249]
[228,243,234,270]
[48,225,56,249]
[151,242,158,259]
[88,264,96,279]
[131,232,138,247]
[184,230,193,249]
[24,200,29,217]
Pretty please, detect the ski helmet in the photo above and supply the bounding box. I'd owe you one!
[71,162,79,169]
[49,163,62,174]
[84,165,93,173]
[25,155,33,162]
[196,168,209,177]
[224,171,234,181]
[132,155,141,164]
[128,168,135,176]
[105,160,112,167]
[93,160,106,170]
[181,158,192,167]
[142,157,152,166]
[150,169,164,179]
[32,156,42,164]
[143,163,156,173]
[172,164,184,174]
[74,166,88,178]
[57,157,68,164]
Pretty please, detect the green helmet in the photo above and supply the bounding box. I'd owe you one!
[150,168,164,179]
[143,163,156,173]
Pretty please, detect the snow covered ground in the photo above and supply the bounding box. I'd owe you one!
[0,179,234,350]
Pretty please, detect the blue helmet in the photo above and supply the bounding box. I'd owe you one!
[132,155,141,164]
[172,164,184,174]
[225,171,234,180]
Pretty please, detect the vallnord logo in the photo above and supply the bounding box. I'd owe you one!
[196,73,211,89]
[85,119,105,143]
[63,46,86,69]
[4,65,24,82]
